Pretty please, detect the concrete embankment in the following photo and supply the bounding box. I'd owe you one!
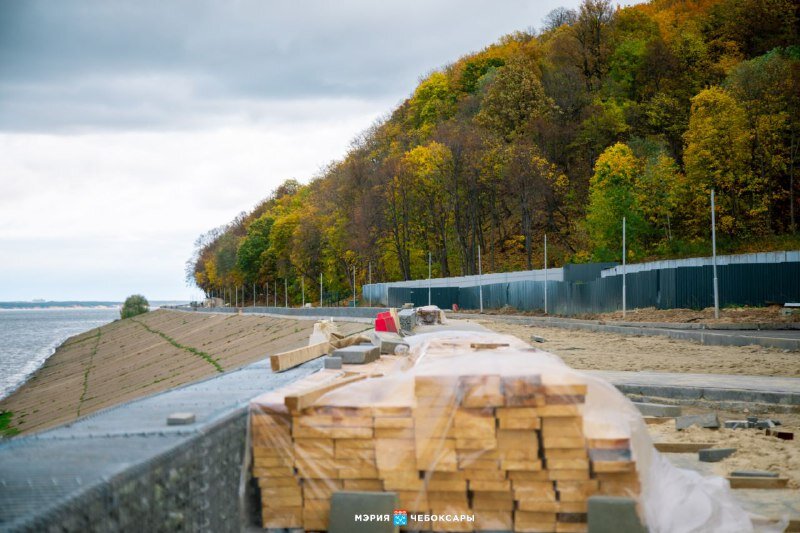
[0,309,369,435]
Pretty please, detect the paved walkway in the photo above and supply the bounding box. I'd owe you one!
[585,370,800,409]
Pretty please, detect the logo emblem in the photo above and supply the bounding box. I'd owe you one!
[393,509,408,526]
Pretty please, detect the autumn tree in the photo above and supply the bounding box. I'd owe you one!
[683,86,757,237]
[477,54,553,141]
[585,143,646,261]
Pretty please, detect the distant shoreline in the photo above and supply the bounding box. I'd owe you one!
[0,301,188,311]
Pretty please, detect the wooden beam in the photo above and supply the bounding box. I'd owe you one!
[270,341,331,372]
[727,476,788,489]
[654,442,715,453]
[284,374,367,412]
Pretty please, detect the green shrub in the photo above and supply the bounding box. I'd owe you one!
[121,294,149,319]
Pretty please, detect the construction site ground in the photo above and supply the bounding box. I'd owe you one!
[460,305,800,324]
[470,318,799,376]
[469,315,800,528]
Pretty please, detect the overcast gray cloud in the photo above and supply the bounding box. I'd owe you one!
[0,0,578,132]
[0,0,637,300]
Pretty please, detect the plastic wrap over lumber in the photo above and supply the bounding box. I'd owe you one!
[248,330,753,533]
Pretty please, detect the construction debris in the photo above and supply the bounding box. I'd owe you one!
[633,402,681,418]
[370,331,409,355]
[730,470,779,478]
[653,442,715,453]
[416,305,446,325]
[675,413,720,430]
[724,418,781,430]
[398,308,416,331]
[323,357,343,370]
[698,448,736,462]
[331,344,380,365]
[726,476,788,489]
[587,496,647,533]
[765,428,794,440]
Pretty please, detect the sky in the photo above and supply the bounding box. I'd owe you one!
[0,0,638,301]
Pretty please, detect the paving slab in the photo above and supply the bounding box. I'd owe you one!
[332,344,379,364]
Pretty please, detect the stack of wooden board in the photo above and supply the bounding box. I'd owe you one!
[251,372,640,532]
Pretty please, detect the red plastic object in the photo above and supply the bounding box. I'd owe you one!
[375,311,397,333]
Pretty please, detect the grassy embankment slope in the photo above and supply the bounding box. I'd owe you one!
[0,309,369,435]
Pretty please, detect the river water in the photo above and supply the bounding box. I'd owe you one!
[0,307,119,400]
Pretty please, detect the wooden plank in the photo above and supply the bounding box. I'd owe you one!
[654,442,715,453]
[727,476,789,489]
[284,374,367,412]
[270,341,331,372]
[470,342,510,349]
[644,416,675,425]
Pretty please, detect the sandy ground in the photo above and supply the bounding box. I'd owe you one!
[646,408,800,488]
[595,305,799,324]
[0,309,370,435]
[472,319,800,376]
[460,305,799,324]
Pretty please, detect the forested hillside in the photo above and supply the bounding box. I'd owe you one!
[188,0,799,302]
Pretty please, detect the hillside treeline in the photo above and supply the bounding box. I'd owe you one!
[189,0,799,302]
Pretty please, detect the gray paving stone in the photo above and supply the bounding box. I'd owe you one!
[698,448,736,462]
[398,309,416,331]
[324,356,343,369]
[371,331,409,355]
[328,491,397,533]
[587,496,647,533]
[633,402,681,417]
[332,344,380,364]
[676,413,720,430]
[731,470,779,478]
[724,420,750,429]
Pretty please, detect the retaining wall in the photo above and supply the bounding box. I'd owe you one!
[0,354,322,532]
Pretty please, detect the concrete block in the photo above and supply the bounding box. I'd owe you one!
[633,402,682,417]
[730,470,778,478]
[531,335,546,343]
[324,356,343,369]
[332,344,380,364]
[371,331,409,355]
[166,412,195,426]
[698,448,736,462]
[398,309,416,331]
[329,491,397,533]
[676,413,720,430]
[724,420,750,429]
[587,496,647,533]
[755,419,776,429]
